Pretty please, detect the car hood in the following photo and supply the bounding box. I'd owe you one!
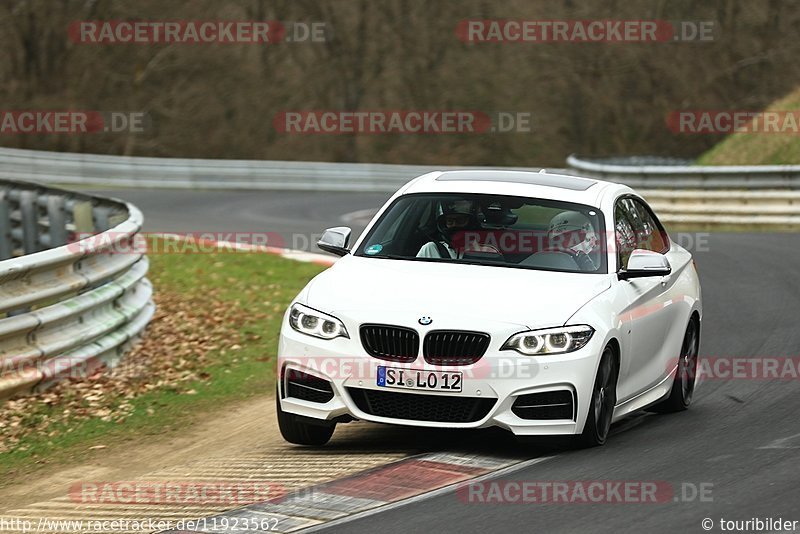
[305,256,611,329]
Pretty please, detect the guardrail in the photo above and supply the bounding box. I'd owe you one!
[1,147,798,227]
[0,147,546,192]
[4,146,800,191]
[638,189,800,226]
[566,154,800,189]
[565,155,800,227]
[0,179,154,399]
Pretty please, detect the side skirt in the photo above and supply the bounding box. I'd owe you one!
[611,366,676,423]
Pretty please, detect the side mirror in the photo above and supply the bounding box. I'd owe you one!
[618,249,671,280]
[317,227,352,257]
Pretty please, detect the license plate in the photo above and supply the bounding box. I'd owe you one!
[376,366,462,392]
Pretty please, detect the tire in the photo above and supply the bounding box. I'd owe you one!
[576,346,618,448]
[276,391,336,446]
[650,319,700,413]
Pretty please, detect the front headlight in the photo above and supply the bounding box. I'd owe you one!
[289,303,349,340]
[501,325,594,355]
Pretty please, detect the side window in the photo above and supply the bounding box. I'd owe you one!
[379,201,415,242]
[632,199,668,253]
[620,198,646,246]
[614,204,637,270]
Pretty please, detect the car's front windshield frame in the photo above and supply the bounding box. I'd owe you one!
[353,192,608,275]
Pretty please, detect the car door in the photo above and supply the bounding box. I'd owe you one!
[614,197,673,401]
[632,197,694,384]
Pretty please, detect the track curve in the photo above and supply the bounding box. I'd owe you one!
[92,189,800,533]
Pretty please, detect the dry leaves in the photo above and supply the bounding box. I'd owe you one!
[0,289,247,454]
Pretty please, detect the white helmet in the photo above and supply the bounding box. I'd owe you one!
[548,211,598,255]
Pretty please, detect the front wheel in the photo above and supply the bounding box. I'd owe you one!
[276,392,336,446]
[650,319,700,413]
[576,346,618,448]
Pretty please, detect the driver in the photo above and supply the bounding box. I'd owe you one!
[416,201,475,259]
[547,210,600,270]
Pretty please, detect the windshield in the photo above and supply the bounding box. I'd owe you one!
[355,193,607,274]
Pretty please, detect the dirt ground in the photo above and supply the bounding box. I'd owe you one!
[0,394,413,531]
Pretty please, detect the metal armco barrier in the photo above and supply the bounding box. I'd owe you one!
[565,155,800,226]
[4,146,800,192]
[0,147,544,192]
[566,154,800,189]
[0,147,798,227]
[3,146,800,191]
[637,189,800,226]
[0,179,154,399]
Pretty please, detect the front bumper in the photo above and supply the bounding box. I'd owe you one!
[277,322,606,436]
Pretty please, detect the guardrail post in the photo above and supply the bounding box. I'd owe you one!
[73,201,95,234]
[19,190,39,255]
[94,205,111,232]
[46,195,68,248]
[0,188,11,260]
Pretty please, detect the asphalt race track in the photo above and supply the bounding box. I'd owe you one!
[91,189,391,248]
[322,232,800,533]
[96,189,800,533]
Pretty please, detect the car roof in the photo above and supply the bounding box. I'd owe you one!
[399,170,631,208]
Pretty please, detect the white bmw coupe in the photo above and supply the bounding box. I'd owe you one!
[276,170,702,447]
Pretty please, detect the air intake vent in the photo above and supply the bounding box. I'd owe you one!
[347,387,495,423]
[512,390,575,420]
[360,324,419,362]
[423,330,490,366]
[285,369,334,404]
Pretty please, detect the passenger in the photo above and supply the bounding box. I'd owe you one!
[546,211,600,270]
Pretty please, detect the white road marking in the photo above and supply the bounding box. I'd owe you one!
[340,208,378,225]
[159,233,335,265]
[757,432,800,449]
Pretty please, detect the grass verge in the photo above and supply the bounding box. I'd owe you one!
[0,245,327,484]
[697,86,800,165]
